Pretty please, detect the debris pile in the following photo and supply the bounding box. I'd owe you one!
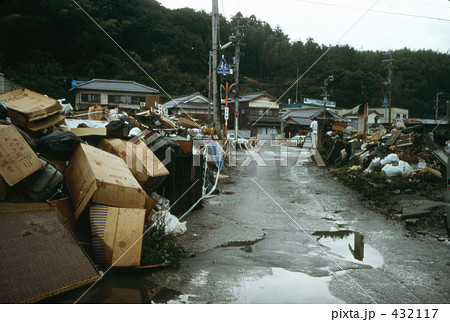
[327,119,447,229]
[0,87,233,303]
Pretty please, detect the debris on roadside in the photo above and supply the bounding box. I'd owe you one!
[326,116,447,235]
[0,203,99,303]
[0,88,65,132]
[0,87,235,302]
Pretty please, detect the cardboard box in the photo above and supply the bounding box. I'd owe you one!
[177,140,193,154]
[0,125,42,186]
[97,139,169,189]
[90,205,146,267]
[69,127,107,137]
[64,143,146,219]
[0,88,64,131]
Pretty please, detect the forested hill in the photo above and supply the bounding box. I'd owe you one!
[0,0,449,118]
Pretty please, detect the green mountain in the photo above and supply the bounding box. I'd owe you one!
[0,0,449,118]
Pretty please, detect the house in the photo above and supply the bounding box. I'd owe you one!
[333,106,409,125]
[0,73,20,94]
[370,107,409,123]
[163,92,212,121]
[71,79,159,111]
[281,108,345,137]
[343,108,382,132]
[233,91,282,138]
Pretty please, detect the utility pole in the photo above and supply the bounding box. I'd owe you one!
[208,51,212,122]
[321,75,334,119]
[320,75,333,149]
[212,0,220,132]
[295,66,299,103]
[435,90,444,120]
[447,99,450,120]
[231,15,244,141]
[382,52,393,123]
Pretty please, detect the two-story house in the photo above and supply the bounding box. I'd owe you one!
[71,79,159,111]
[234,91,281,138]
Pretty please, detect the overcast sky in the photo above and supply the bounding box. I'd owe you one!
[157,0,450,52]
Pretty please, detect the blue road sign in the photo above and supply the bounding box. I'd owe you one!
[217,57,231,75]
[382,94,389,108]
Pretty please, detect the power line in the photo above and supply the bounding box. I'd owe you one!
[252,0,383,127]
[403,0,450,10]
[292,0,450,22]
[70,0,201,127]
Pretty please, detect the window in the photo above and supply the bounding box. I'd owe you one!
[403,114,407,118]
[258,109,264,116]
[81,93,100,103]
[108,95,146,105]
[241,109,246,115]
[396,113,400,118]
[130,96,146,104]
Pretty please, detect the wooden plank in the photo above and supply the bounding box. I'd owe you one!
[385,130,401,146]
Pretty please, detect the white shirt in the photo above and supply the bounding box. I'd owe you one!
[310,120,318,131]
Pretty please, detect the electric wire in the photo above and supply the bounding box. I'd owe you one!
[292,0,450,22]
[74,178,201,303]
[71,0,202,128]
[251,0,383,127]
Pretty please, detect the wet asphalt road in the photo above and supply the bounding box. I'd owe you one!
[153,141,450,304]
[53,141,449,304]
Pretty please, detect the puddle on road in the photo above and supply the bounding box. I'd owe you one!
[233,267,344,304]
[80,281,193,304]
[42,271,194,304]
[312,230,384,268]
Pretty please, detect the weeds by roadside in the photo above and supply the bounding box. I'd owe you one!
[141,221,188,266]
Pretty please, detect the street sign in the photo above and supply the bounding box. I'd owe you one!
[224,107,229,120]
[382,94,389,108]
[217,57,231,75]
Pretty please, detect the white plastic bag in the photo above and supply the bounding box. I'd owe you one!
[382,164,403,177]
[382,160,414,177]
[364,157,381,173]
[163,212,187,236]
[380,153,399,166]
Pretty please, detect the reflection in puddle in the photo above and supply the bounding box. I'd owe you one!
[41,270,192,304]
[312,230,383,268]
[233,267,344,304]
[83,282,191,304]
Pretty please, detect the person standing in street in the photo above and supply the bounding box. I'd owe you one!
[270,126,277,143]
[310,119,318,148]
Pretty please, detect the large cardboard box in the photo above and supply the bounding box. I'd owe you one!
[65,143,146,219]
[90,205,145,267]
[0,88,64,131]
[97,138,169,189]
[0,124,42,186]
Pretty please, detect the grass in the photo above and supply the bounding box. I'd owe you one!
[140,221,188,266]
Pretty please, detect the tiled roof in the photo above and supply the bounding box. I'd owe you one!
[163,92,209,109]
[71,79,159,94]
